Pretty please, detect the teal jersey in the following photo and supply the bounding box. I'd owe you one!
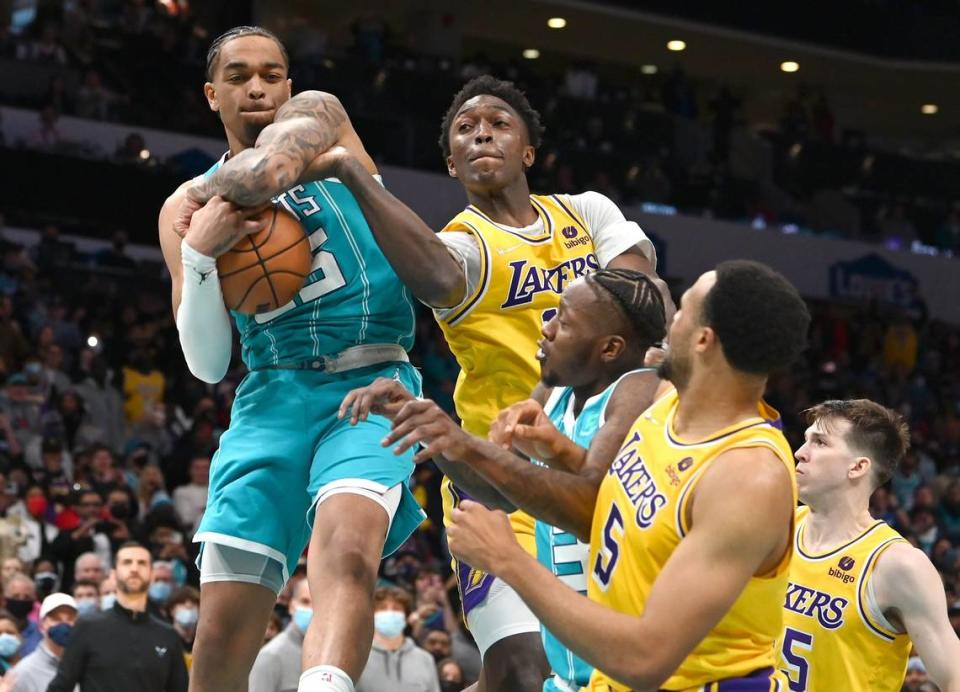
[204,161,416,369]
[534,370,650,692]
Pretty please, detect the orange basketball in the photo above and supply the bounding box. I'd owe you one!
[217,205,312,315]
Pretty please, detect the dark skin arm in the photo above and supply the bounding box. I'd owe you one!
[385,371,660,541]
[300,148,466,308]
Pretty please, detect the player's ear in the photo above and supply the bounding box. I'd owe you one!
[849,456,871,481]
[601,336,626,362]
[695,326,715,354]
[446,154,458,179]
[521,145,535,170]
[203,82,219,112]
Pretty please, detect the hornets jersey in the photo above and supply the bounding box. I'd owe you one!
[437,194,600,614]
[536,371,650,692]
[204,161,415,369]
[778,506,911,691]
[587,388,796,691]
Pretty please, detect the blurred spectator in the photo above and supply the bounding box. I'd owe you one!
[137,466,171,519]
[356,586,440,692]
[69,579,99,617]
[167,586,198,667]
[0,610,23,677]
[73,553,106,587]
[409,568,456,640]
[31,231,72,278]
[436,658,465,692]
[74,71,117,121]
[171,455,207,536]
[903,655,931,691]
[4,593,77,692]
[121,351,164,426]
[0,559,23,586]
[26,107,63,152]
[95,231,137,272]
[879,204,918,248]
[43,76,74,117]
[147,561,174,618]
[16,26,67,65]
[50,492,112,589]
[263,612,282,646]
[74,355,125,454]
[3,575,38,656]
[46,542,188,692]
[88,445,120,497]
[248,578,311,692]
[97,574,115,611]
[564,61,598,101]
[884,316,918,375]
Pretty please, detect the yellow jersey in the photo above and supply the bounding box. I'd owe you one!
[778,506,910,691]
[436,194,600,615]
[587,388,795,691]
[122,367,165,423]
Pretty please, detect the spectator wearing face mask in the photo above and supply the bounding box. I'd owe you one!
[356,587,440,692]
[69,581,98,618]
[3,576,38,657]
[147,561,174,620]
[0,611,22,676]
[167,587,198,669]
[436,658,465,692]
[3,593,77,691]
[96,575,115,611]
[31,561,59,603]
[248,577,312,692]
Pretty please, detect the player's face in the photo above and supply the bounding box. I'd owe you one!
[658,271,715,389]
[537,280,603,388]
[794,417,866,502]
[204,35,292,148]
[446,95,534,193]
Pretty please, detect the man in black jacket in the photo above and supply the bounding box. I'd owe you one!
[46,542,188,692]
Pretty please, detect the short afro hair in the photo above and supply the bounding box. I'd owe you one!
[206,26,289,82]
[439,75,545,159]
[701,260,810,375]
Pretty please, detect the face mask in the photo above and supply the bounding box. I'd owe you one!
[76,598,98,616]
[5,598,33,619]
[440,682,462,692]
[47,622,72,647]
[24,363,41,377]
[0,633,20,658]
[26,496,47,518]
[292,606,312,634]
[100,594,116,610]
[373,610,406,638]
[108,503,130,520]
[148,582,172,604]
[34,572,59,595]
[174,607,198,628]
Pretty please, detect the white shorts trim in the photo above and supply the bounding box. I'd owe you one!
[466,577,540,658]
[311,479,402,528]
[193,531,290,585]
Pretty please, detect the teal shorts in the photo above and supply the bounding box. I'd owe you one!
[194,361,424,584]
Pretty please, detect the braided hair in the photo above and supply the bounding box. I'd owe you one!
[585,269,666,353]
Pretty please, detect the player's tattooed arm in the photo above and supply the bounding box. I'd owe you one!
[189,91,348,207]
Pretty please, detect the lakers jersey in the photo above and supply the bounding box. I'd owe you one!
[778,506,910,691]
[437,195,600,615]
[587,388,796,691]
[537,371,650,691]
[204,161,415,369]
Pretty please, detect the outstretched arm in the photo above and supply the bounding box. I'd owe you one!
[447,446,794,690]
[188,91,354,207]
[872,543,960,691]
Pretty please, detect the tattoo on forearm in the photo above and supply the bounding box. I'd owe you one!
[194,91,347,207]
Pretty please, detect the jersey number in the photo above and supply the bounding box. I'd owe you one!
[551,526,589,593]
[591,504,624,591]
[781,627,813,691]
[255,187,346,324]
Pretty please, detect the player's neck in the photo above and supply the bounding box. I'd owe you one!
[802,495,876,553]
[225,130,251,159]
[673,370,765,439]
[466,179,537,227]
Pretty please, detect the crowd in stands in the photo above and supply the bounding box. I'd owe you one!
[2,2,960,256]
[0,3,955,691]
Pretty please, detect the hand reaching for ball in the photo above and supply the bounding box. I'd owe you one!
[182,196,270,258]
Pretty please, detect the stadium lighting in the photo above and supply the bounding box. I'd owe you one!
[139,149,150,160]
[547,17,567,29]
[921,104,938,115]
[780,61,800,73]
[86,335,99,348]
[641,64,658,75]
[667,40,686,52]
[522,48,540,60]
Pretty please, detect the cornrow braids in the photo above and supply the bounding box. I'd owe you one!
[206,26,289,81]
[586,269,666,352]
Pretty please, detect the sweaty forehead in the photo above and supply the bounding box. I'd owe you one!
[456,94,518,119]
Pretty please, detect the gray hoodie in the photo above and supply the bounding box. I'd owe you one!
[356,637,440,692]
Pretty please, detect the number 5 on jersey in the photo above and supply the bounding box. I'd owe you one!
[781,627,813,692]
[592,504,624,591]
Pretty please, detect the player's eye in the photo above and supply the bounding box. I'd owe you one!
[495,120,508,127]
[458,122,472,132]
[227,75,243,83]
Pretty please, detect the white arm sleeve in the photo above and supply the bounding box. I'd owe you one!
[176,239,233,384]
[431,232,483,322]
[567,191,657,270]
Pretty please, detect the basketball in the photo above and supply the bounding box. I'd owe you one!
[217,205,312,315]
